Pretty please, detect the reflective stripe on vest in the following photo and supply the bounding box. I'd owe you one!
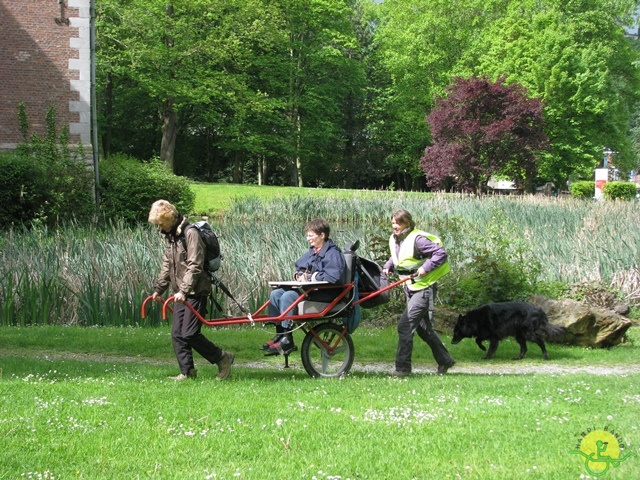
[389,229,450,290]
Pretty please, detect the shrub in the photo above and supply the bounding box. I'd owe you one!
[0,152,48,227]
[1,104,95,227]
[99,154,195,223]
[602,181,637,200]
[569,180,595,198]
[439,209,541,311]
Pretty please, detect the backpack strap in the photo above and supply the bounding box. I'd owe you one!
[178,224,192,253]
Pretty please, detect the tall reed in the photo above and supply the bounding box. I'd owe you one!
[0,222,163,327]
[0,194,637,326]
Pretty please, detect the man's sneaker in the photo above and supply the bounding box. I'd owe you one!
[168,368,197,381]
[391,370,411,377]
[436,360,456,375]
[216,351,235,380]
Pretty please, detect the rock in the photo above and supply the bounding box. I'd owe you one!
[529,295,633,348]
[433,307,459,334]
[614,302,630,316]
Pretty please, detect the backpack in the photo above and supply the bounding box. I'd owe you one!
[357,256,390,308]
[185,221,222,272]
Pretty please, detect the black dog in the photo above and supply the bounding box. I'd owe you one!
[451,302,566,360]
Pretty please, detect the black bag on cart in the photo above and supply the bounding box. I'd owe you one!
[357,256,390,308]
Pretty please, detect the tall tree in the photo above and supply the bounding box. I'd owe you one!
[421,77,548,194]
[464,0,640,184]
[274,0,365,187]
[371,0,508,190]
[97,0,283,171]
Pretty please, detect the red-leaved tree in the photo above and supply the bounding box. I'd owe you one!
[421,77,548,194]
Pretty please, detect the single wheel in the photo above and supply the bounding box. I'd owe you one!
[301,322,354,378]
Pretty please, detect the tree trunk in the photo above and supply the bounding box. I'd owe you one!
[160,98,177,171]
[160,3,177,171]
[101,73,113,159]
[294,109,303,187]
[257,156,265,185]
[232,149,243,183]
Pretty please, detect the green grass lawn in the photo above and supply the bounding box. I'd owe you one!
[190,182,417,217]
[1,325,639,479]
[190,182,335,217]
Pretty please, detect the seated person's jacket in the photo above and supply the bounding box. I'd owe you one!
[294,239,346,302]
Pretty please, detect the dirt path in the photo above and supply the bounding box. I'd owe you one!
[248,360,640,376]
[6,350,640,376]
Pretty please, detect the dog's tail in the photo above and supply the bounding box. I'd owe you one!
[544,323,567,341]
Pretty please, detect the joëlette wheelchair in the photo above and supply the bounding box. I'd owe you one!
[142,240,412,378]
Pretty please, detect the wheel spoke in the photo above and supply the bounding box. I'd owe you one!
[301,323,354,378]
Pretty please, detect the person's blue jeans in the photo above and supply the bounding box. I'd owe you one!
[268,288,299,329]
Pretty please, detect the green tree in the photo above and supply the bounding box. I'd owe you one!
[371,0,508,190]
[465,0,640,185]
[271,0,365,187]
[97,0,364,187]
[97,0,284,172]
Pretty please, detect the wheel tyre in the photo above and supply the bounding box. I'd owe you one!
[301,322,354,378]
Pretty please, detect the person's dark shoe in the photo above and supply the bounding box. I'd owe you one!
[436,360,456,375]
[261,324,286,350]
[168,368,197,381]
[216,351,235,380]
[264,335,297,356]
[391,370,411,377]
[261,333,283,351]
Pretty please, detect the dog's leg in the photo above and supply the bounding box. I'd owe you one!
[534,339,549,360]
[514,337,528,360]
[475,338,487,351]
[483,339,499,359]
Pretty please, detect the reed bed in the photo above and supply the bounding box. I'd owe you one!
[231,193,640,284]
[0,194,638,326]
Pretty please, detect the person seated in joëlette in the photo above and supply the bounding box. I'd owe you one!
[262,219,346,356]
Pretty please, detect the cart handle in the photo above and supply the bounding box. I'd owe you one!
[352,274,415,307]
[141,295,173,319]
[162,295,206,322]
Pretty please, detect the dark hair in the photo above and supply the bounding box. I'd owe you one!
[306,218,330,239]
[392,209,416,230]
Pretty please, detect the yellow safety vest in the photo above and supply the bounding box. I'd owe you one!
[389,229,450,291]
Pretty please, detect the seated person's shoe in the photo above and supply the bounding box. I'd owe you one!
[264,335,297,356]
[261,334,283,351]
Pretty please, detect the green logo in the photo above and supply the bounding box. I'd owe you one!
[571,427,636,476]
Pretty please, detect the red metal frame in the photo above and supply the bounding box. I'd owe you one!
[141,276,412,328]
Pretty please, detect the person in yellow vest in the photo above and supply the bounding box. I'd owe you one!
[382,209,456,375]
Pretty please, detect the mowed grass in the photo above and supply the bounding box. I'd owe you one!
[190,182,412,218]
[1,326,639,479]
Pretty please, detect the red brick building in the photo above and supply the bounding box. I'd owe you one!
[0,0,93,152]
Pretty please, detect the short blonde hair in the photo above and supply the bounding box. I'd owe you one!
[148,199,178,225]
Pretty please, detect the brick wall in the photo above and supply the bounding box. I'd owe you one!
[0,0,91,150]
